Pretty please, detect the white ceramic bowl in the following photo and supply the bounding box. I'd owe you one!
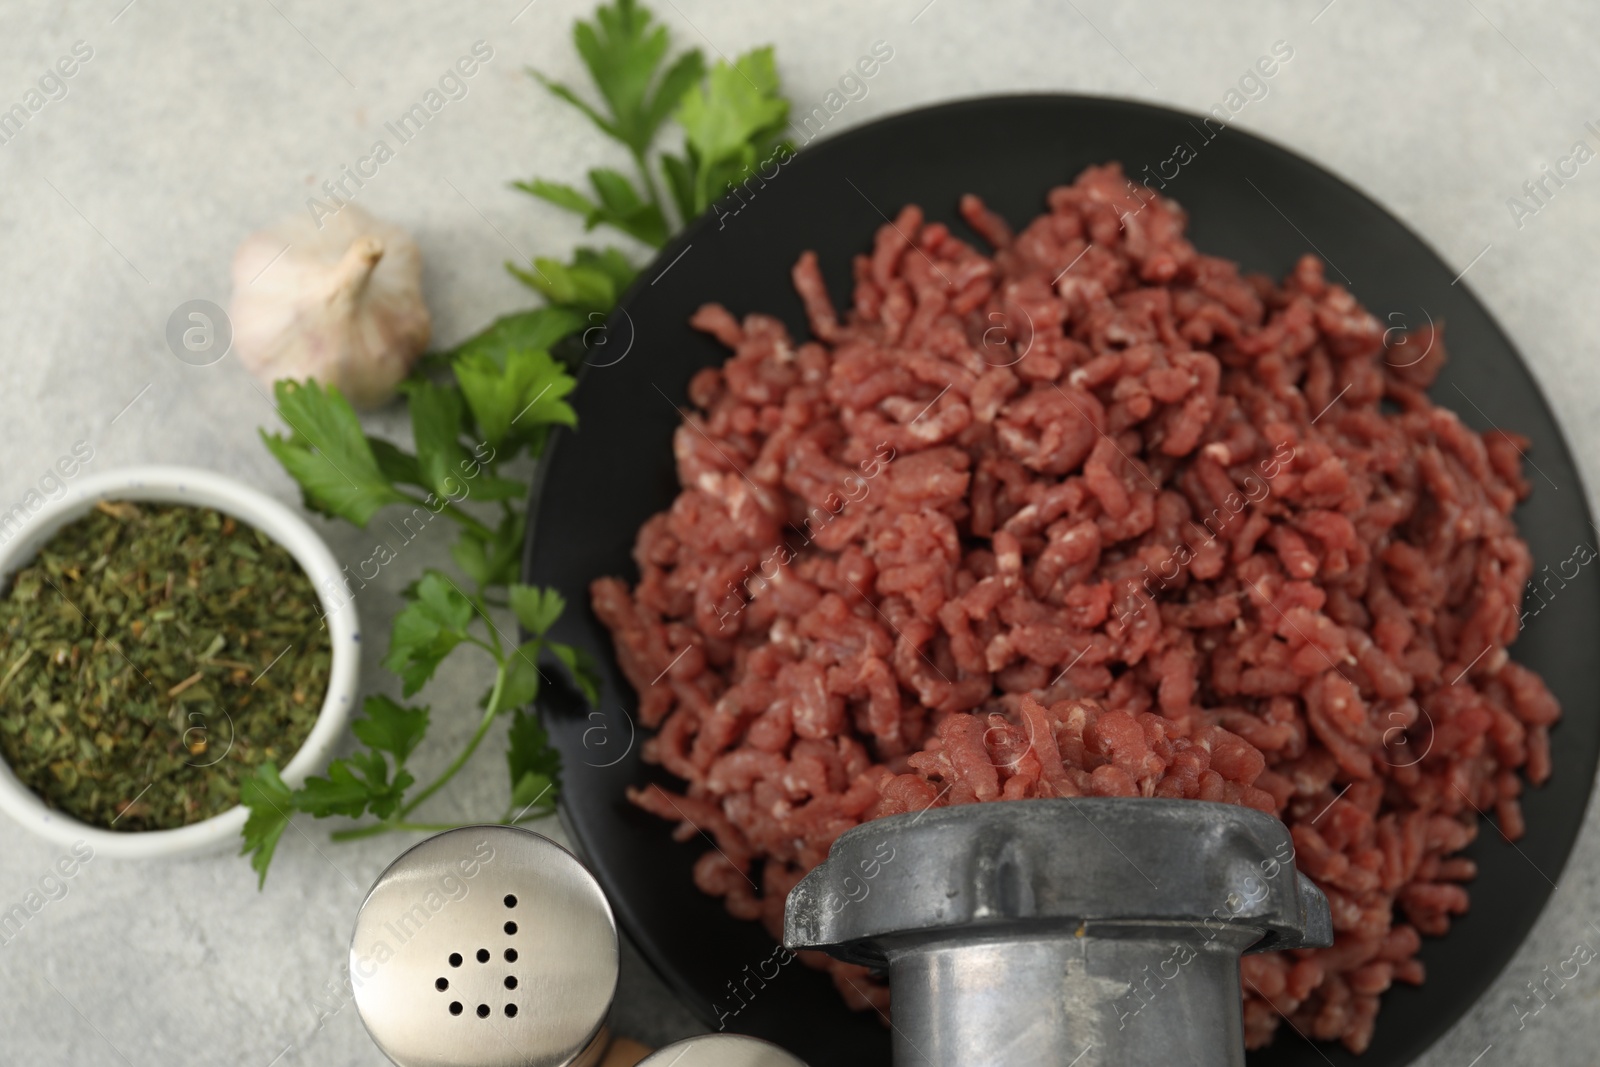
[0,465,360,858]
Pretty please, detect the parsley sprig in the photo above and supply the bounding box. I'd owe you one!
[240,0,789,887]
[241,333,597,885]
[515,0,790,246]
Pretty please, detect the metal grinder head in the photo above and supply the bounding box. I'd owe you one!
[785,798,1333,1067]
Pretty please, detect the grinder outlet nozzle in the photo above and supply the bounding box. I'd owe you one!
[785,798,1332,1067]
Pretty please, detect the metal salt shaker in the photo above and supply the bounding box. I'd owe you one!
[350,824,618,1067]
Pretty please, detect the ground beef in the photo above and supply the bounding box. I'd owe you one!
[592,163,1558,1055]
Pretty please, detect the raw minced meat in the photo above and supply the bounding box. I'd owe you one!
[592,163,1558,1054]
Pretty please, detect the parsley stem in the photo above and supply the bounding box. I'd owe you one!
[393,655,508,819]
[394,491,495,540]
[439,501,494,539]
[482,610,505,659]
[632,147,667,237]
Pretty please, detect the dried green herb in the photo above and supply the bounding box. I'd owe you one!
[0,501,329,831]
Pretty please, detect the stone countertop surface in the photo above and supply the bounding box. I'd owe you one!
[2,0,1599,1064]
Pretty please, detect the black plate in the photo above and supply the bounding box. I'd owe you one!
[523,94,1600,1066]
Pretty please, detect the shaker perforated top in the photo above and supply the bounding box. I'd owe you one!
[349,825,618,1067]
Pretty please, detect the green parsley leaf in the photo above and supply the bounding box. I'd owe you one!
[536,0,703,157]
[570,246,639,304]
[509,770,557,819]
[641,49,706,146]
[294,749,415,823]
[549,641,602,705]
[449,307,588,369]
[587,167,669,246]
[530,73,615,140]
[449,510,525,592]
[507,246,638,314]
[342,750,413,821]
[675,47,789,213]
[351,695,430,764]
[239,762,294,888]
[450,530,493,588]
[659,151,698,225]
[509,584,565,637]
[492,642,547,713]
[369,438,425,490]
[454,347,578,452]
[516,171,670,248]
[507,257,606,312]
[404,379,472,501]
[485,507,524,558]
[382,570,476,695]
[294,760,375,819]
[697,137,792,222]
[366,769,414,821]
[462,471,528,504]
[516,178,599,218]
[259,380,410,526]
[506,707,562,818]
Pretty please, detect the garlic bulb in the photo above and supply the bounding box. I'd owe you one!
[229,204,431,409]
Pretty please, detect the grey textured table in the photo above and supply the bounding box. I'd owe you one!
[1,1,1598,1064]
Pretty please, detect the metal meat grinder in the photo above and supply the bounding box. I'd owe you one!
[349,801,1330,1067]
[786,798,1331,1067]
